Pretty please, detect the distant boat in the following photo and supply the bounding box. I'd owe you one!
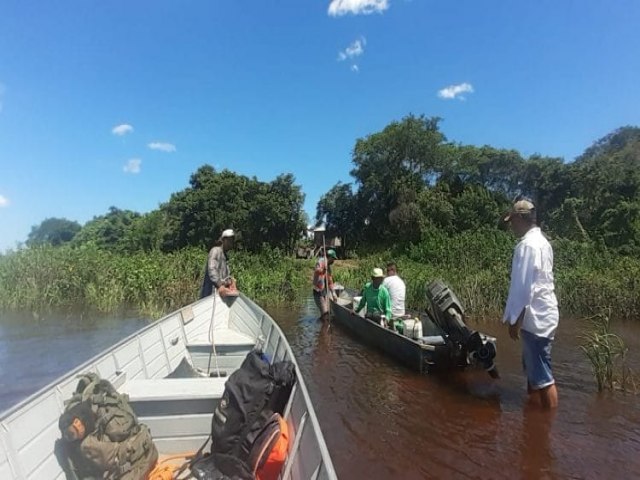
[0,292,337,479]
[331,280,499,378]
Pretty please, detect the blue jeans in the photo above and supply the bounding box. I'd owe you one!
[521,329,555,390]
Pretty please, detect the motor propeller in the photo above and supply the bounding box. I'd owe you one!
[465,330,500,378]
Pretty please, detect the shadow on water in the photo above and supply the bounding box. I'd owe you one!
[267,293,640,480]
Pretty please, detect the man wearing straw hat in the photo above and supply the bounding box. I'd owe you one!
[502,198,559,410]
[200,228,238,299]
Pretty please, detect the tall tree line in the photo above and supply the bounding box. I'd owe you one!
[27,166,307,254]
[26,116,640,254]
[316,115,640,253]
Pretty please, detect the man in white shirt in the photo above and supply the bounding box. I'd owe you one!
[383,262,406,318]
[502,199,559,410]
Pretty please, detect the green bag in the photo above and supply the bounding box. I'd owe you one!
[59,373,158,479]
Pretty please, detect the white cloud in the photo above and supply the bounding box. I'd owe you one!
[123,158,141,174]
[148,142,176,152]
[338,37,366,61]
[0,194,9,207]
[328,0,389,16]
[112,124,134,136]
[438,82,474,100]
[351,65,360,72]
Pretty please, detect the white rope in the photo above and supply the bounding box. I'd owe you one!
[207,292,221,377]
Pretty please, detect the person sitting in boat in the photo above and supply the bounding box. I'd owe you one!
[383,261,406,319]
[200,228,239,299]
[354,267,393,326]
[313,248,338,320]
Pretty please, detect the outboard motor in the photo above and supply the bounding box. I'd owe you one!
[425,280,499,378]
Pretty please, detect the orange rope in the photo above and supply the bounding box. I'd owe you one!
[147,452,196,480]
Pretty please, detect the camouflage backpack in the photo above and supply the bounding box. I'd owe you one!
[63,372,138,442]
[59,373,158,480]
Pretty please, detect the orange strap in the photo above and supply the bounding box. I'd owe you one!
[146,452,196,480]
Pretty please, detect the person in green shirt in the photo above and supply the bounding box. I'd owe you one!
[354,267,393,325]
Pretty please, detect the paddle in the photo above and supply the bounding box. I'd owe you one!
[323,232,332,325]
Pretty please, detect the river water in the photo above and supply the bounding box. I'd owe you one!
[0,312,148,410]
[1,298,639,479]
[266,297,640,480]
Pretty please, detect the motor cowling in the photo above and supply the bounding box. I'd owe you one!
[425,280,498,377]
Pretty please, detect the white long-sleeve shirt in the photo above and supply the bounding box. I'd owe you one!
[383,275,406,318]
[503,227,559,339]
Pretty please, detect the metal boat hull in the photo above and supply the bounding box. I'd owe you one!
[0,292,336,480]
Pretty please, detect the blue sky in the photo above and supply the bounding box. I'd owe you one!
[1,0,639,251]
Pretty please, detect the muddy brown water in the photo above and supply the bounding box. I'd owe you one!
[1,297,639,479]
[267,296,640,480]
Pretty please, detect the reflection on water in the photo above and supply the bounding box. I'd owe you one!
[267,295,640,479]
[0,312,148,412]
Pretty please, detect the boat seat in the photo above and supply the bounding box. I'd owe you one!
[121,377,228,403]
[188,329,257,347]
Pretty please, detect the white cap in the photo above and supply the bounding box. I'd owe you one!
[221,229,235,238]
[372,267,384,278]
[503,200,535,222]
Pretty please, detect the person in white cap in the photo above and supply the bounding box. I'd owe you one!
[200,229,238,298]
[353,267,393,325]
[502,198,559,410]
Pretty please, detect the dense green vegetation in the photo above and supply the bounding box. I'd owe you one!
[0,245,311,318]
[22,167,308,255]
[2,114,640,321]
[330,231,640,321]
[317,116,640,254]
[2,231,639,322]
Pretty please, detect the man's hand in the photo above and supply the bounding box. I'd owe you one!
[219,277,239,298]
[509,308,525,340]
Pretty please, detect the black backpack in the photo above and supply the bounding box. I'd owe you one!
[210,350,296,462]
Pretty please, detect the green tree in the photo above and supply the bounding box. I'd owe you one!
[316,182,362,246]
[161,165,306,252]
[121,210,168,252]
[245,173,306,252]
[449,145,524,196]
[518,155,574,226]
[567,127,640,249]
[161,166,252,250]
[26,217,81,247]
[350,114,446,242]
[72,207,141,251]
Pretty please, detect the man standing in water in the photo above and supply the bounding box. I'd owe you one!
[313,248,337,320]
[502,199,559,410]
[200,229,238,299]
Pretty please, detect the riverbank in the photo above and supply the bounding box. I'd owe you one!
[1,233,639,320]
[0,245,308,318]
